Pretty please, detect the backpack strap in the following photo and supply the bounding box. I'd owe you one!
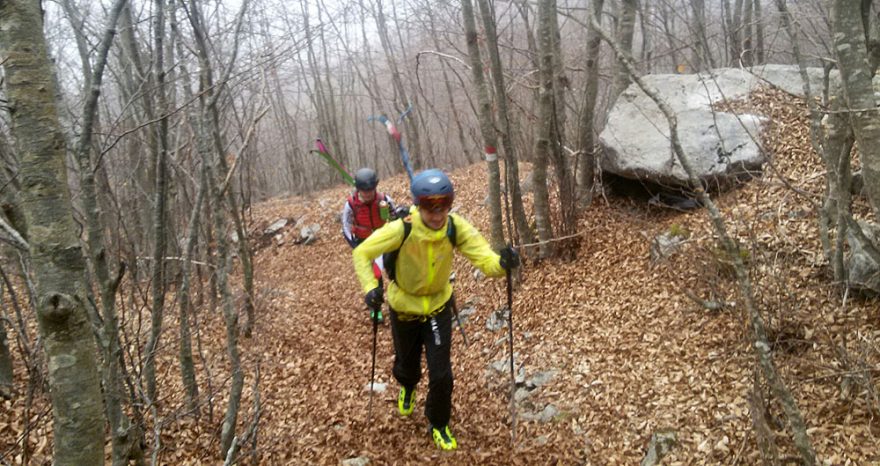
[383,220,411,282]
[446,214,457,248]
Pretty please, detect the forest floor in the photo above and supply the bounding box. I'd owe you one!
[2,87,879,465]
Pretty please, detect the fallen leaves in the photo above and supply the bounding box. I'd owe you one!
[1,87,878,464]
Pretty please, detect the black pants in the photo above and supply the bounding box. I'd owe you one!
[389,302,454,427]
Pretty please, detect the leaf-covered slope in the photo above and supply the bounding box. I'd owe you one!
[2,86,877,464]
[240,86,877,464]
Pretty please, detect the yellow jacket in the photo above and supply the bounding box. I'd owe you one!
[352,209,504,317]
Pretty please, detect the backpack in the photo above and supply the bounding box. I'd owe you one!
[384,215,457,282]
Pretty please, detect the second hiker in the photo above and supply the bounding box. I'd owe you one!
[342,167,396,322]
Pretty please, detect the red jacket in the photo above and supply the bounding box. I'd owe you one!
[347,192,388,240]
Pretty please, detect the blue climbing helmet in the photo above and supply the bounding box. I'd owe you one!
[411,169,454,212]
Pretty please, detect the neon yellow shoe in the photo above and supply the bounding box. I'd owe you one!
[398,386,416,416]
[431,425,457,450]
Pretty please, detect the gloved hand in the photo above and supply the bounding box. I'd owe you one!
[499,246,520,270]
[392,206,411,219]
[364,287,384,309]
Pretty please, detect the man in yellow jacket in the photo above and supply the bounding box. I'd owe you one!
[352,169,519,451]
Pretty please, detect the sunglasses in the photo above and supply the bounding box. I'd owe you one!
[417,194,454,213]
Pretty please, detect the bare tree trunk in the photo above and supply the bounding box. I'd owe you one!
[732,0,744,65]
[544,0,576,240]
[475,0,534,246]
[186,0,251,457]
[533,0,558,257]
[823,109,855,281]
[119,2,158,261]
[773,0,835,264]
[590,11,818,464]
[373,0,424,169]
[65,0,145,462]
[425,5,471,165]
[691,0,708,71]
[611,0,637,101]
[172,10,203,412]
[755,0,765,64]
[659,3,681,71]
[0,1,105,462]
[144,0,171,406]
[639,1,652,72]
[178,168,205,414]
[302,0,344,164]
[461,0,505,249]
[743,0,754,65]
[832,0,880,219]
[577,0,605,205]
[0,303,12,399]
[722,0,734,65]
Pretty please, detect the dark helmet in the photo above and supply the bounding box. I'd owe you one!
[354,168,379,191]
[411,169,454,203]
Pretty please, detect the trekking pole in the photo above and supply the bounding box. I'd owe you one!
[505,247,516,446]
[367,300,380,422]
[448,273,469,346]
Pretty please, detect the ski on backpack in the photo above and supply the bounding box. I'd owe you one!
[309,138,355,186]
[367,106,415,181]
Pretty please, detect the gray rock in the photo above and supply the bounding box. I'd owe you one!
[489,353,520,374]
[486,308,509,332]
[600,65,833,189]
[650,232,687,262]
[527,370,556,389]
[300,223,321,245]
[458,305,477,323]
[641,430,678,466]
[341,457,370,466]
[846,220,880,294]
[363,382,386,393]
[514,386,532,402]
[537,404,559,423]
[746,64,833,97]
[264,218,288,235]
[515,366,527,385]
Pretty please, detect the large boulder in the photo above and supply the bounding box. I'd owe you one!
[846,220,880,295]
[599,65,830,188]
